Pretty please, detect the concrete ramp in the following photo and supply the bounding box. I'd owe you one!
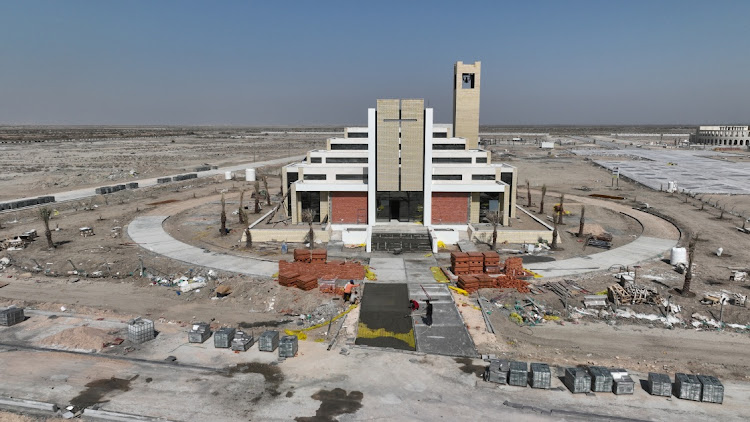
[409,284,476,358]
[355,283,415,351]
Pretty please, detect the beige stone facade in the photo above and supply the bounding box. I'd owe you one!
[453,61,481,149]
[376,99,400,191]
[400,99,425,191]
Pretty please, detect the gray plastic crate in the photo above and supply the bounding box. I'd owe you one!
[648,372,672,396]
[127,317,154,343]
[231,331,254,351]
[0,306,25,326]
[188,322,212,343]
[258,330,279,352]
[214,327,236,348]
[508,361,528,387]
[564,367,591,393]
[278,335,298,358]
[674,373,701,401]
[589,366,613,392]
[484,359,509,384]
[610,368,634,395]
[530,363,551,389]
[126,182,139,189]
[697,375,723,404]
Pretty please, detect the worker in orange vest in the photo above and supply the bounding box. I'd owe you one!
[343,280,360,303]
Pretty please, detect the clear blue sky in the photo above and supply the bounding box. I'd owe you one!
[1,0,748,125]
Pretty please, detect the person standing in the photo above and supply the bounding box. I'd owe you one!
[425,300,433,326]
[343,280,360,303]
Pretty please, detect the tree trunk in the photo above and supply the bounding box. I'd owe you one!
[578,205,586,237]
[308,225,314,250]
[539,185,547,214]
[245,228,252,249]
[491,225,497,250]
[263,176,271,206]
[238,190,247,224]
[526,180,531,207]
[551,217,558,248]
[39,208,55,249]
[682,235,697,295]
[557,194,565,225]
[254,188,261,214]
[220,194,227,236]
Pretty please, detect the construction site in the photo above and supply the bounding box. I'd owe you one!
[2,59,750,421]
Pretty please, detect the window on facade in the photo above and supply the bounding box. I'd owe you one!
[303,174,326,180]
[475,157,487,163]
[471,174,495,181]
[330,144,368,150]
[433,132,448,138]
[433,157,472,163]
[299,191,320,223]
[462,73,475,89]
[326,157,368,163]
[433,144,465,150]
[310,157,322,163]
[432,175,462,180]
[336,174,367,181]
[479,192,501,221]
[346,132,368,138]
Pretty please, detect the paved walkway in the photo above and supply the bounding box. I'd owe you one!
[2,155,305,208]
[127,216,278,277]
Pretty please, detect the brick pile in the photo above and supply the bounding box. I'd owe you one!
[278,270,299,287]
[483,251,501,273]
[293,248,327,263]
[503,257,526,278]
[457,275,478,291]
[278,260,365,285]
[457,273,529,293]
[467,252,485,274]
[494,275,530,293]
[451,252,470,275]
[296,274,318,291]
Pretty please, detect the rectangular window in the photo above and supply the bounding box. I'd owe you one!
[299,191,321,223]
[326,157,368,163]
[330,144,368,150]
[346,132,368,138]
[310,157,322,163]
[433,144,465,150]
[462,73,475,89]
[433,157,472,163]
[432,175,462,180]
[433,132,448,138]
[303,174,326,180]
[475,157,487,163]
[336,174,367,181]
[471,174,495,181]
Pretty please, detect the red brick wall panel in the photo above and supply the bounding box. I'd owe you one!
[331,192,368,224]
[432,192,468,224]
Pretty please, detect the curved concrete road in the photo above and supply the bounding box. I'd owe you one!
[128,215,278,277]
[526,192,681,278]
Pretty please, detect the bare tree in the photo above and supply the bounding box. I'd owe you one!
[551,213,559,248]
[301,209,316,250]
[39,207,55,249]
[556,193,566,225]
[539,184,547,214]
[220,193,227,236]
[526,179,531,207]
[238,190,248,225]
[681,234,698,296]
[577,205,586,237]
[254,187,261,214]
[245,227,252,249]
[263,175,271,206]
[485,211,502,250]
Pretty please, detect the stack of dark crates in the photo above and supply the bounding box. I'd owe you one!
[188,322,212,343]
[530,363,551,389]
[279,335,299,358]
[0,306,24,326]
[697,375,724,404]
[508,361,528,387]
[214,327,236,348]
[259,330,280,352]
[231,331,254,352]
[674,373,701,401]
[610,368,635,395]
[564,368,591,393]
[648,372,672,396]
[589,366,613,393]
[484,359,510,384]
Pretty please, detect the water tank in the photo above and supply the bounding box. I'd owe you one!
[245,168,256,182]
[670,247,687,265]
[224,171,232,180]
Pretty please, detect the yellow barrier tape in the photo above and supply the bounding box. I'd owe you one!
[595,290,608,296]
[272,272,279,278]
[423,253,433,257]
[356,322,416,349]
[284,304,358,340]
[430,267,450,283]
[448,286,469,296]
[509,312,523,324]
[472,305,481,311]
[524,268,544,278]
[543,315,560,321]
[437,240,446,249]
[314,338,325,343]
[364,266,377,280]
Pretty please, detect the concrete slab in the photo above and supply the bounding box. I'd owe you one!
[368,258,406,282]
[409,284,476,357]
[404,257,438,284]
[127,216,278,277]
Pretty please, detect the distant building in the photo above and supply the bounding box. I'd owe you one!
[281,61,519,251]
[690,126,749,147]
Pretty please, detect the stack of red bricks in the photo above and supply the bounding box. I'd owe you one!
[450,252,470,275]
[278,270,300,287]
[503,257,526,278]
[278,260,365,284]
[467,252,485,274]
[483,251,501,274]
[296,274,319,291]
[457,275,479,292]
[494,275,531,293]
[293,248,327,264]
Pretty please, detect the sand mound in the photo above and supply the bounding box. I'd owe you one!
[39,326,115,352]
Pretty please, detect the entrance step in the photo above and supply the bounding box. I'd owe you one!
[371,227,432,252]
